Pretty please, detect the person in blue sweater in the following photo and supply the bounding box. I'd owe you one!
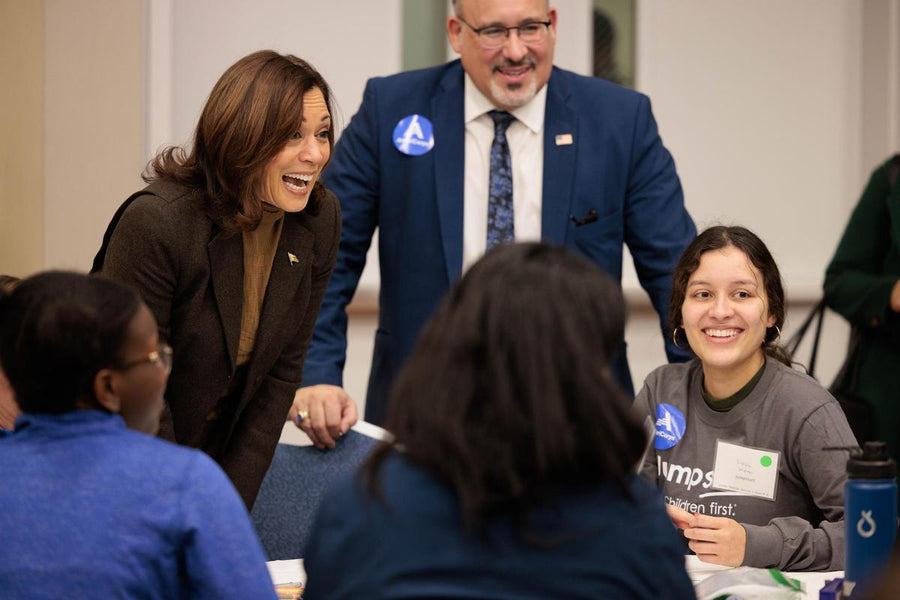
[303,243,695,599]
[0,271,277,600]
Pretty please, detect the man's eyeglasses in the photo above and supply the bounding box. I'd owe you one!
[117,343,173,375]
[457,17,552,50]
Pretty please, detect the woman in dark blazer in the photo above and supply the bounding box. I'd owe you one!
[94,50,356,508]
[824,154,900,467]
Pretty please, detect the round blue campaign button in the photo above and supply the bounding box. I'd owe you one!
[654,403,686,450]
[393,114,434,156]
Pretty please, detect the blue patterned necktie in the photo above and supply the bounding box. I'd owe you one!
[486,110,515,250]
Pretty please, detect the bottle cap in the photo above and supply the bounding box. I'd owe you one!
[847,441,897,479]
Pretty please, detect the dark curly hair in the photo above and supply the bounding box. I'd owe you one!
[363,243,647,538]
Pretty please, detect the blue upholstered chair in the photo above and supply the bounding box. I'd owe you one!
[250,426,382,560]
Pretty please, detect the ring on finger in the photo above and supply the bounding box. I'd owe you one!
[297,410,310,424]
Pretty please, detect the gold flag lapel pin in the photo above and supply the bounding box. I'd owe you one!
[287,252,299,266]
[555,133,573,146]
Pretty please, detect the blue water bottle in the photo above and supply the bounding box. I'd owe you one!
[843,441,897,598]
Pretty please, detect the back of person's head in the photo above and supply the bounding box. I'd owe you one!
[148,49,335,230]
[0,271,141,414]
[668,225,790,365]
[367,242,646,533]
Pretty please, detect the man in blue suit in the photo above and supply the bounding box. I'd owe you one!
[294,0,696,433]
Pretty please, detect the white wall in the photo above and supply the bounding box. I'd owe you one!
[635,0,865,299]
[620,0,898,390]
[148,0,403,155]
[43,0,145,271]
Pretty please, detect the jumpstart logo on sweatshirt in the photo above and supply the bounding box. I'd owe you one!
[654,403,685,450]
[657,456,714,491]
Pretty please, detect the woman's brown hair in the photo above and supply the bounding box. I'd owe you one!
[363,243,647,539]
[147,50,335,231]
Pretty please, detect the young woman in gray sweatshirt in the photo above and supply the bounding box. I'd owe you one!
[636,225,856,572]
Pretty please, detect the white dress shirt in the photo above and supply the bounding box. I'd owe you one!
[462,74,546,272]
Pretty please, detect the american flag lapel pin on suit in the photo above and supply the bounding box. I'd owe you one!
[287,252,299,266]
[555,133,573,146]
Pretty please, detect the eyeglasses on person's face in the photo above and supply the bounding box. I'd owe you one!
[117,343,173,376]
[457,16,552,50]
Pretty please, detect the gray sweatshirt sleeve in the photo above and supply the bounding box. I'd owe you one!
[743,400,856,571]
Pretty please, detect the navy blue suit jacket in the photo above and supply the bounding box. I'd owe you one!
[304,60,695,424]
[303,453,696,599]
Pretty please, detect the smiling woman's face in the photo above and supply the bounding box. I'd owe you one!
[261,87,332,213]
[681,245,775,385]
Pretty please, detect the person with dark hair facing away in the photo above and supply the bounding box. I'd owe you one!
[636,226,856,571]
[303,243,695,599]
[0,271,277,599]
[93,50,356,509]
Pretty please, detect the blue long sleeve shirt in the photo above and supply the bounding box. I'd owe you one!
[0,411,277,600]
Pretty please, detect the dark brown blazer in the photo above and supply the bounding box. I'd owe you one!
[94,179,341,507]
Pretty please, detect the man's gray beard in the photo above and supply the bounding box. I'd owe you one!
[490,77,538,109]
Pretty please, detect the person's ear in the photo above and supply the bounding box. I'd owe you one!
[447,16,464,53]
[92,369,122,414]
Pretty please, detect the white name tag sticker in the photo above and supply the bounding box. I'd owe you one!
[712,440,780,501]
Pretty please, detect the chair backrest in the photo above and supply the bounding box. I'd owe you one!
[250,429,380,560]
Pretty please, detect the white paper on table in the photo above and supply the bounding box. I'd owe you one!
[684,556,844,600]
[267,559,306,586]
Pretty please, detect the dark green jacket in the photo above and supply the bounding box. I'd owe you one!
[824,155,900,454]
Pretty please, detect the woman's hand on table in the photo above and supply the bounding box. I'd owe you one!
[680,513,747,567]
[290,384,358,450]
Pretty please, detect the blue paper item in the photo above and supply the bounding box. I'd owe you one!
[819,577,844,600]
[250,430,380,559]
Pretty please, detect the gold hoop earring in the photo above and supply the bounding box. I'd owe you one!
[672,327,682,348]
[767,325,782,345]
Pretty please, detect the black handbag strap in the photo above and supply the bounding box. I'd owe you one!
[784,299,826,379]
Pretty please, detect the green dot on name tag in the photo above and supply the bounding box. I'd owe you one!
[760,456,773,467]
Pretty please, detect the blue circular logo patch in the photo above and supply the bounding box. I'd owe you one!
[392,114,434,156]
[654,403,686,450]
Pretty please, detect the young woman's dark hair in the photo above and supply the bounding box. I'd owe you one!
[0,272,140,414]
[147,50,335,231]
[668,225,791,365]
[363,242,647,535]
